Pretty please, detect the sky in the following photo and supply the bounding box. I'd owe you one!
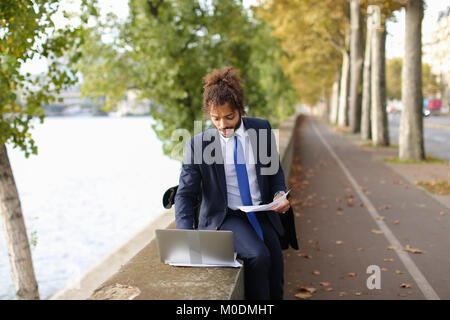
[21,0,450,75]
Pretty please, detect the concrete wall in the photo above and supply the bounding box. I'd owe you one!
[52,113,299,300]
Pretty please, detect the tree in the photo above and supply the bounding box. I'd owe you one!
[1,0,87,299]
[257,0,348,118]
[399,0,424,160]
[76,0,296,159]
[386,58,402,100]
[360,7,373,140]
[387,58,441,100]
[360,1,404,145]
[370,17,389,146]
[348,0,364,133]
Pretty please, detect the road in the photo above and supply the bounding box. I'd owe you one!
[388,114,450,162]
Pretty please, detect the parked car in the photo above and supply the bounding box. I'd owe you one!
[423,98,442,117]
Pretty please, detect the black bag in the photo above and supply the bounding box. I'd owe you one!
[162,185,299,250]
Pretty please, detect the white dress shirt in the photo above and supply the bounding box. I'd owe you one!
[219,118,262,210]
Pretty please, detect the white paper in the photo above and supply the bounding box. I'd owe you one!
[237,190,290,213]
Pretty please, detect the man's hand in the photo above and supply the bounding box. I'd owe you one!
[270,193,290,214]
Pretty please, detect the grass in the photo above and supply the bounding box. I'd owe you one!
[417,181,450,195]
[383,155,449,165]
[360,142,399,149]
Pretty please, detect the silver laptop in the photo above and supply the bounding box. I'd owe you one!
[155,229,237,266]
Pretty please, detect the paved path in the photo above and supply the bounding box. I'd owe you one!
[283,115,450,300]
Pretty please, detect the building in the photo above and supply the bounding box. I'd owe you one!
[423,6,450,111]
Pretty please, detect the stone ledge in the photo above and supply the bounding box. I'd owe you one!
[89,221,245,300]
[87,112,300,300]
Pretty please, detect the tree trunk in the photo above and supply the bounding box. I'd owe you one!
[0,144,40,300]
[349,0,364,133]
[399,0,425,160]
[329,73,340,124]
[361,15,373,141]
[338,50,350,127]
[370,21,389,146]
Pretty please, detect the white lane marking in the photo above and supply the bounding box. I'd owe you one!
[309,118,440,300]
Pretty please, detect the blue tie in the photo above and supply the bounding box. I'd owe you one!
[234,135,264,241]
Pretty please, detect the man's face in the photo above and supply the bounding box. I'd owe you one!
[210,102,241,138]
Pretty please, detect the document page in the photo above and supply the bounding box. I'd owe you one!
[237,189,291,213]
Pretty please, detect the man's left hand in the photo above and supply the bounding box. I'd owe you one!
[270,193,290,214]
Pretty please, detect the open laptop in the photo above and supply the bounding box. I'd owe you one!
[155,229,241,267]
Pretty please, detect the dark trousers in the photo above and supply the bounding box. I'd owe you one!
[220,209,284,300]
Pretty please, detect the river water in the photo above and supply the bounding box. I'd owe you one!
[0,116,181,299]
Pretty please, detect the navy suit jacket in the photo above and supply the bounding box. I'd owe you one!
[175,117,287,235]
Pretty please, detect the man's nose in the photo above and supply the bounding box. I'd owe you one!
[219,119,227,129]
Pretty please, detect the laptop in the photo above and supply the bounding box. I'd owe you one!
[155,229,241,267]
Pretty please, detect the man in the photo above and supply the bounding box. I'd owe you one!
[175,66,290,300]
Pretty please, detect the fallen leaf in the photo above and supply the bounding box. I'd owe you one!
[381,267,388,272]
[347,198,354,207]
[387,245,398,250]
[400,283,411,288]
[440,211,447,216]
[312,270,321,276]
[398,293,408,297]
[404,245,423,254]
[348,273,357,277]
[336,210,344,215]
[324,287,334,292]
[355,292,362,296]
[357,247,365,251]
[319,282,331,287]
[295,292,312,299]
[376,216,385,221]
[372,229,384,235]
[313,227,319,232]
[359,202,364,207]
[394,220,400,224]
[395,270,405,275]
[339,292,346,297]
[299,286,317,294]
[297,253,312,259]
[384,258,394,262]
[321,204,329,209]
[336,240,344,245]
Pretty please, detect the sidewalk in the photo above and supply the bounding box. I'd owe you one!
[283,115,450,300]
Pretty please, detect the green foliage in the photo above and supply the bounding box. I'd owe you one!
[386,58,441,100]
[257,0,349,106]
[76,0,296,159]
[0,0,87,157]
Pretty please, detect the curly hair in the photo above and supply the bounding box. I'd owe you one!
[202,66,246,115]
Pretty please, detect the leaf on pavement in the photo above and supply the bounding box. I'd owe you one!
[299,286,318,294]
[348,273,357,277]
[400,283,411,288]
[312,270,321,276]
[295,292,312,299]
[319,282,331,287]
[404,245,423,254]
[372,229,384,235]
